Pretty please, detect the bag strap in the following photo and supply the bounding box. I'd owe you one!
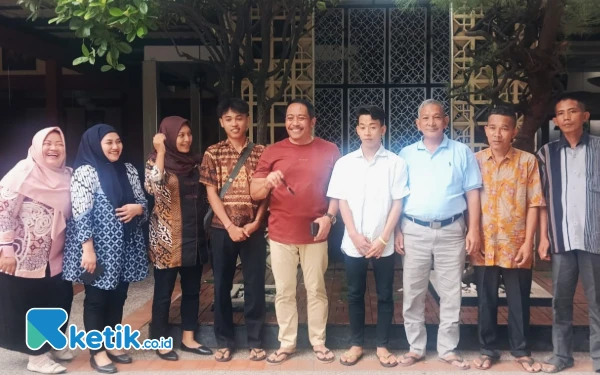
[218,142,255,199]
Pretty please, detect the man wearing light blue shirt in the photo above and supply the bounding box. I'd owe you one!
[395,99,482,369]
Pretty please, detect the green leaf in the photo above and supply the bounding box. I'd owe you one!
[74,10,85,17]
[316,1,326,11]
[136,25,147,38]
[48,16,62,24]
[89,55,96,65]
[101,65,113,72]
[106,52,113,66]
[139,2,148,14]
[98,41,108,56]
[109,7,123,17]
[116,64,126,71]
[72,56,89,65]
[118,17,128,24]
[82,27,91,37]
[69,18,83,30]
[133,0,142,8]
[116,42,132,54]
[81,43,90,57]
[127,32,136,43]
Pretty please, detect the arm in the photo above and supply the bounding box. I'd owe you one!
[465,189,481,255]
[0,186,23,275]
[71,166,98,273]
[250,178,272,201]
[365,200,404,259]
[206,185,247,242]
[242,197,269,237]
[127,164,149,225]
[532,152,551,261]
[144,158,167,197]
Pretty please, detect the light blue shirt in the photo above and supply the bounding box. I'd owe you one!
[399,135,482,221]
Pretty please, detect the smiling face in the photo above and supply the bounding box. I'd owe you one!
[176,124,193,153]
[485,114,518,153]
[42,131,66,168]
[286,103,316,144]
[357,114,386,148]
[101,132,123,162]
[415,103,449,141]
[553,99,590,137]
[219,109,249,141]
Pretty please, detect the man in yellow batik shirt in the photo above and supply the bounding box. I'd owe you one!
[471,106,546,373]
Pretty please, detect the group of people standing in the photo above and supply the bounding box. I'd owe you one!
[0,93,597,375]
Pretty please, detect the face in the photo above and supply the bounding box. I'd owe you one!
[101,132,123,162]
[176,124,193,153]
[42,131,66,168]
[219,109,249,140]
[485,114,518,152]
[415,103,449,140]
[286,103,316,144]
[553,99,590,136]
[357,114,386,148]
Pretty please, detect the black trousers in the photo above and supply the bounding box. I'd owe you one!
[83,282,129,355]
[150,261,203,341]
[344,253,395,347]
[474,266,532,358]
[211,228,266,349]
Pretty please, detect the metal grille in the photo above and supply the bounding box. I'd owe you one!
[389,8,427,84]
[315,8,344,85]
[315,88,344,150]
[348,8,386,84]
[389,88,426,154]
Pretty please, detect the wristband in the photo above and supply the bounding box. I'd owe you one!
[378,236,388,246]
[225,222,233,230]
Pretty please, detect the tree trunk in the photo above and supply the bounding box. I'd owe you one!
[256,99,269,145]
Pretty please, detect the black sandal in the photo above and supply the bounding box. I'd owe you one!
[215,348,232,363]
[266,350,296,365]
[249,348,266,362]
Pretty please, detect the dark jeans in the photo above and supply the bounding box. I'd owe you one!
[211,228,266,349]
[344,253,395,347]
[550,250,600,372]
[474,266,532,358]
[83,282,129,355]
[151,261,203,341]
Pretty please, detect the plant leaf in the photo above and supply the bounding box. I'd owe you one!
[139,2,148,14]
[116,42,132,53]
[116,64,126,71]
[101,65,113,72]
[82,43,90,57]
[73,56,89,65]
[109,7,123,17]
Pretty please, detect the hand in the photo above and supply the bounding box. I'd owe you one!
[514,241,533,267]
[394,229,405,255]
[349,232,371,256]
[0,254,16,275]
[81,248,97,274]
[313,216,332,242]
[365,237,386,259]
[153,133,166,154]
[465,229,481,256]
[227,225,248,242]
[537,236,551,261]
[242,221,260,237]
[116,204,143,223]
[265,170,284,190]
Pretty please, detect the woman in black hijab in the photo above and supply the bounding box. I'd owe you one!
[63,124,150,374]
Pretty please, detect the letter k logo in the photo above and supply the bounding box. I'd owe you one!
[26,308,68,350]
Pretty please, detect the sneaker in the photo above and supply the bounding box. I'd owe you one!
[51,347,74,362]
[27,356,67,374]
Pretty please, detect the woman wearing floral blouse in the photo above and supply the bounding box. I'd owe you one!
[0,127,74,374]
[145,116,212,361]
[63,124,149,374]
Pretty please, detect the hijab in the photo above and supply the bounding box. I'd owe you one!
[73,124,137,238]
[148,116,200,176]
[0,127,72,250]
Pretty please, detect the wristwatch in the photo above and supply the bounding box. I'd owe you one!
[325,213,337,225]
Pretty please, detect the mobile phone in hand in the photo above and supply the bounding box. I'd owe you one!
[310,222,319,237]
[80,262,105,285]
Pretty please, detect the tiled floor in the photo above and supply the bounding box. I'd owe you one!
[167,262,589,327]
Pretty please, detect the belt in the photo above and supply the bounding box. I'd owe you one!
[404,213,463,229]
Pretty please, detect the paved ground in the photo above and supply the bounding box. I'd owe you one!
[0,271,594,374]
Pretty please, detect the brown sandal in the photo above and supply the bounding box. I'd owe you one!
[340,351,363,366]
[215,348,232,362]
[398,353,425,367]
[249,348,266,362]
[266,350,296,365]
[378,353,398,368]
[314,349,335,363]
[439,355,470,370]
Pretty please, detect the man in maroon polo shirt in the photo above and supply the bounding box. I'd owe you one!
[250,98,340,365]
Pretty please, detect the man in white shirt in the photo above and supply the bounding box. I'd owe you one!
[327,105,410,368]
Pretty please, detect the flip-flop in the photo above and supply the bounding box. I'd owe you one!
[266,350,296,365]
[215,348,232,363]
[314,349,335,363]
[339,351,363,366]
[541,359,573,373]
[249,348,267,362]
[439,355,470,370]
[473,355,496,370]
[397,353,425,367]
[377,353,398,368]
[516,357,541,373]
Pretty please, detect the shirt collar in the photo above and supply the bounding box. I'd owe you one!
[355,144,387,159]
[417,134,449,152]
[483,147,516,161]
[557,131,589,149]
[225,137,250,153]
